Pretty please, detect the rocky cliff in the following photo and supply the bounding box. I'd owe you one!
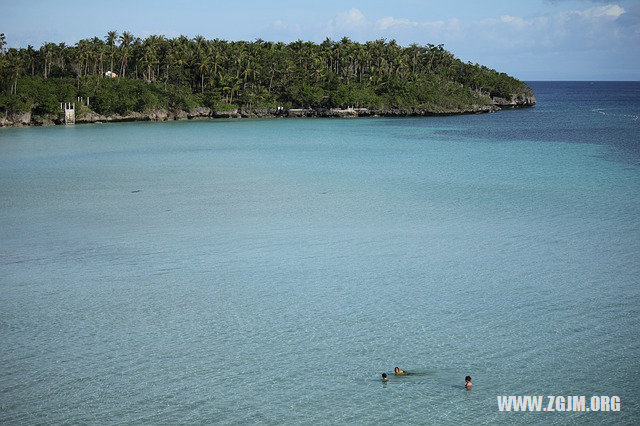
[0,93,536,127]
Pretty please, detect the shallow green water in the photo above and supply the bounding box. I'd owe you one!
[1,82,639,424]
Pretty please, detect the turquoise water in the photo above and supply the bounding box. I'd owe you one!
[1,82,639,424]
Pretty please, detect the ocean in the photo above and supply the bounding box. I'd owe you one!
[1,82,639,424]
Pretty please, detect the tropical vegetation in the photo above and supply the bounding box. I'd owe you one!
[0,32,533,117]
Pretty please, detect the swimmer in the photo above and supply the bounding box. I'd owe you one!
[381,373,388,381]
[465,375,472,389]
[394,367,407,375]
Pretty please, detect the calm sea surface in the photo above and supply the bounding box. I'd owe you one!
[1,82,639,424]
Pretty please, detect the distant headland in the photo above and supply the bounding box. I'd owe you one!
[0,32,535,127]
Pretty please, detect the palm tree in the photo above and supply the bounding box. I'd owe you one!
[119,31,133,77]
[193,35,208,92]
[105,30,118,75]
[26,45,36,76]
[141,35,164,82]
[197,48,211,93]
[6,49,23,94]
[89,36,104,77]
[41,42,56,78]
[56,42,68,74]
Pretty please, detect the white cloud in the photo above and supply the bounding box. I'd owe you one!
[577,4,625,18]
[376,17,421,31]
[474,3,629,52]
[327,7,367,34]
[261,3,633,56]
[482,3,625,30]
[264,19,303,40]
[374,16,463,42]
[438,2,637,79]
[272,20,302,33]
[498,15,527,28]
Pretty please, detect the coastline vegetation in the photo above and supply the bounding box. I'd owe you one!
[0,32,533,118]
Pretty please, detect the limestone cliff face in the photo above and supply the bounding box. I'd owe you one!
[0,91,536,127]
[0,111,31,127]
[491,93,537,107]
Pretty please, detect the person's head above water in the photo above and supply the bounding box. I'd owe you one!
[465,376,472,388]
[394,367,406,375]
[381,373,387,380]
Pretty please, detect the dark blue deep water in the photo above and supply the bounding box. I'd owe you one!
[435,81,640,164]
[1,82,639,424]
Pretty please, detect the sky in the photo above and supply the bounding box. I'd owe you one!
[1,0,638,80]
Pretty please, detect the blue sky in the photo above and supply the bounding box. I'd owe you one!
[2,0,638,80]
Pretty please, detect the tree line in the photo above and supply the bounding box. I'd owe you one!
[0,32,532,116]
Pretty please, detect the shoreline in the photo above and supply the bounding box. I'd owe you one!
[0,95,536,128]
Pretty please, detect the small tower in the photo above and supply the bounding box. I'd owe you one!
[62,102,75,125]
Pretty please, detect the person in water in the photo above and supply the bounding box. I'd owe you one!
[394,367,407,375]
[465,376,472,389]
[381,373,388,381]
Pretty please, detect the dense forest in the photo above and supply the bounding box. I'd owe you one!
[0,32,533,119]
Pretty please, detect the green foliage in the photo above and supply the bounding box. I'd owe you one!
[451,62,529,99]
[238,85,277,108]
[211,101,239,112]
[166,84,198,111]
[0,92,30,114]
[0,33,533,116]
[92,80,135,115]
[0,77,76,115]
[288,83,326,107]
